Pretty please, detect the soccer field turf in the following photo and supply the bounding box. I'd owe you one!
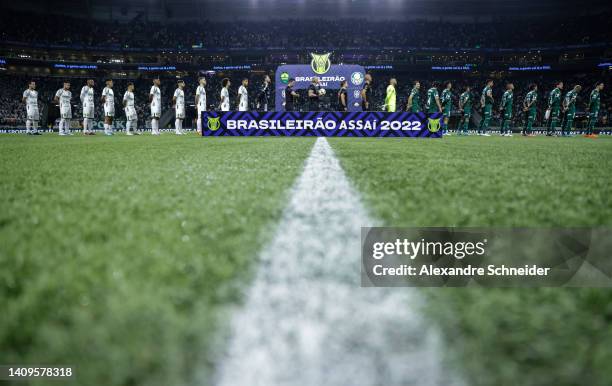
[2,133,612,385]
[331,136,612,386]
[0,134,315,385]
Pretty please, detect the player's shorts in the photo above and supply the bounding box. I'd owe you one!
[197,105,206,118]
[125,106,137,121]
[150,105,161,119]
[60,106,72,119]
[83,104,95,119]
[503,110,512,119]
[482,105,492,116]
[221,105,230,112]
[27,105,39,121]
[239,103,248,112]
[463,109,472,118]
[104,106,115,118]
[175,106,185,119]
[550,107,560,119]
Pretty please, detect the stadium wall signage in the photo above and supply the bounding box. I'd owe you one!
[201,111,443,137]
[53,63,98,69]
[508,65,551,71]
[137,66,177,71]
[431,65,473,71]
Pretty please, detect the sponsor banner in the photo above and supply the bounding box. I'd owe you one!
[0,120,155,133]
[201,111,443,137]
[362,227,612,287]
[52,119,152,130]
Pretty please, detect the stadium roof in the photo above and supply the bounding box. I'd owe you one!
[6,0,611,21]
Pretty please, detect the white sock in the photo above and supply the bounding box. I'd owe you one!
[175,119,180,133]
[152,120,158,133]
[64,120,70,133]
[179,120,183,132]
[33,121,38,132]
[83,119,88,132]
[126,121,131,133]
[104,123,109,132]
[59,119,65,133]
[197,118,202,132]
[26,120,32,133]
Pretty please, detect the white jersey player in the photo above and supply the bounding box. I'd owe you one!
[196,77,207,134]
[220,78,231,111]
[149,77,162,135]
[101,79,115,136]
[238,78,249,111]
[173,80,186,135]
[123,82,138,136]
[80,79,95,135]
[22,81,40,135]
[54,81,73,135]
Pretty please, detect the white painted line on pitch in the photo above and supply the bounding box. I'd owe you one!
[215,137,463,386]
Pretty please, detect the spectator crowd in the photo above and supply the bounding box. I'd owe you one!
[1,11,611,50]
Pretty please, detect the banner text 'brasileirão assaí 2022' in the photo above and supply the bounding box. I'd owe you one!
[201,111,443,137]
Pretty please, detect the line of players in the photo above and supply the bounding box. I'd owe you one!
[22,75,605,137]
[24,78,146,136]
[383,78,605,137]
[22,75,271,135]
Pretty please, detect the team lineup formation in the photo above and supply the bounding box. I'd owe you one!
[20,74,605,138]
[382,78,604,137]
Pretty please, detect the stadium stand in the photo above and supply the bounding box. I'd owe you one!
[1,11,611,49]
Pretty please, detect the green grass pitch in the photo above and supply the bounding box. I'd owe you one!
[331,135,612,386]
[2,133,612,385]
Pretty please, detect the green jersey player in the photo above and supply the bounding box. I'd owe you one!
[522,84,538,136]
[562,84,581,136]
[586,82,604,137]
[546,81,563,136]
[441,82,452,135]
[426,82,442,114]
[478,79,494,136]
[499,83,514,136]
[458,85,472,135]
[407,81,421,112]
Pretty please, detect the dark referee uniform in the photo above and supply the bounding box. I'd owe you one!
[257,81,271,111]
[362,81,373,111]
[308,82,320,111]
[285,85,296,111]
[338,87,348,112]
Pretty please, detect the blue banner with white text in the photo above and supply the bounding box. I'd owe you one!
[201,111,443,137]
